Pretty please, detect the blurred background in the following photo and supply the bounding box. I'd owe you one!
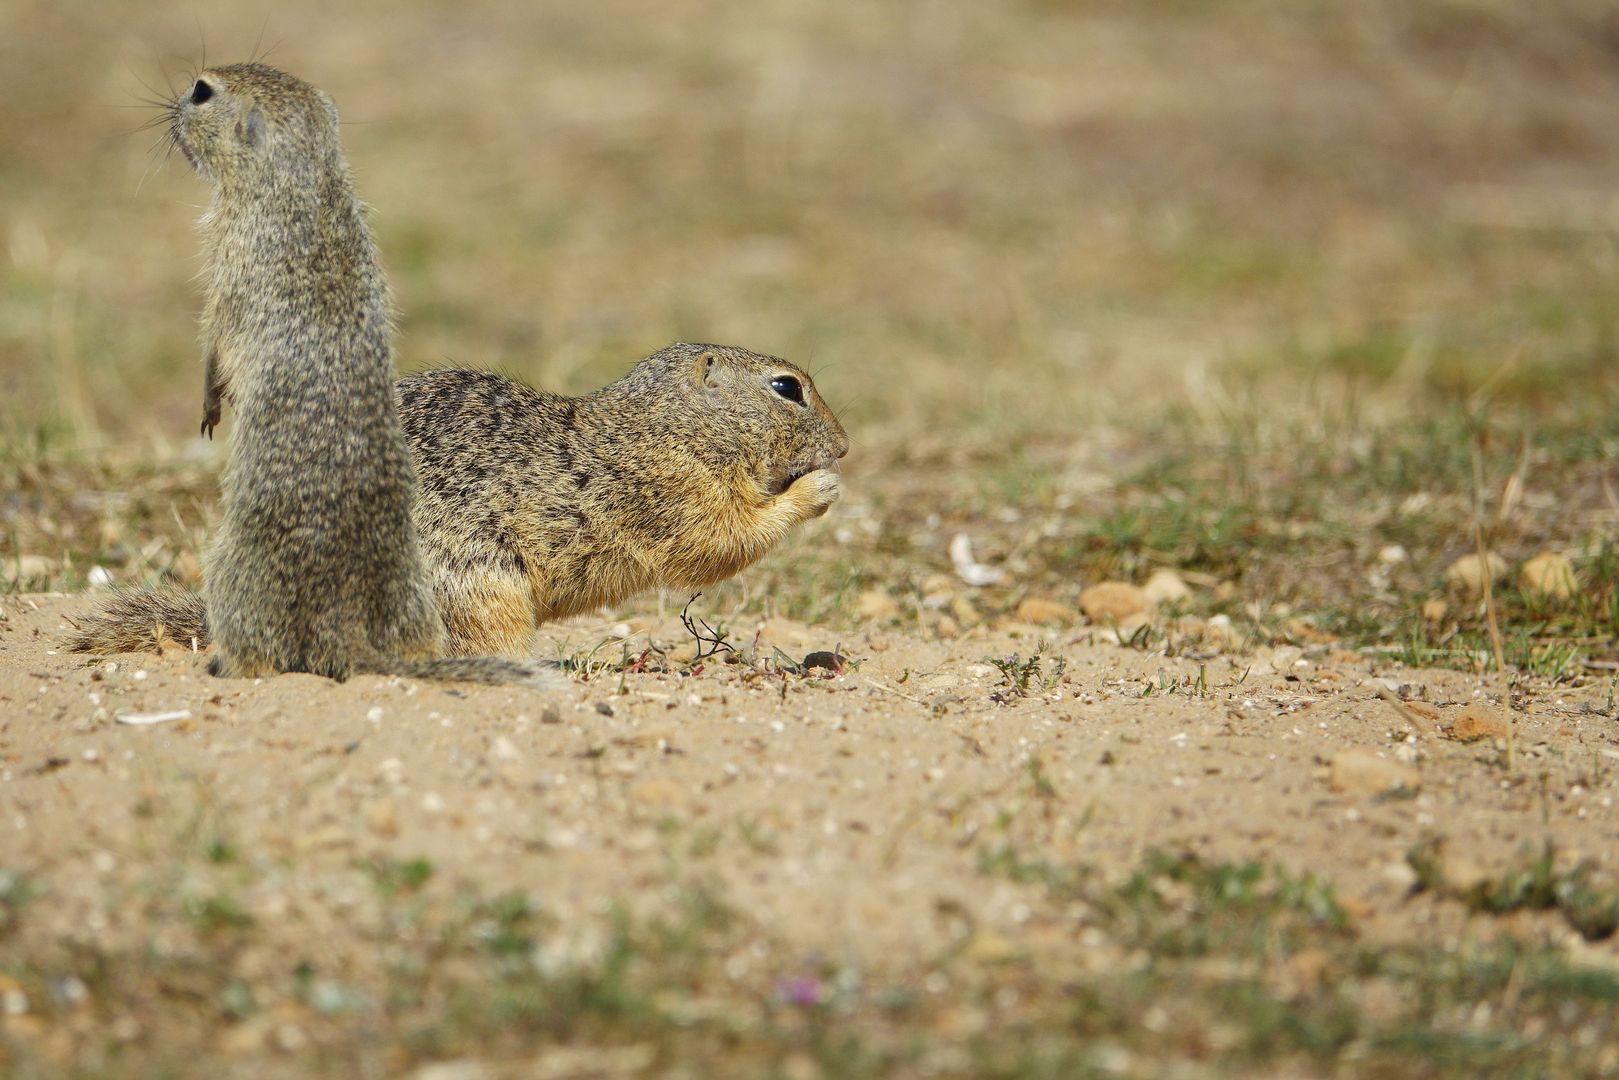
[3,0,1617,661]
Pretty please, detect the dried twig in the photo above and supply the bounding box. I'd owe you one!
[679,593,734,661]
[867,680,930,706]
[1374,685,1434,739]
[1471,442,1517,770]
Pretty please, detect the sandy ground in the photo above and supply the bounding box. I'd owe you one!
[5,590,1617,985]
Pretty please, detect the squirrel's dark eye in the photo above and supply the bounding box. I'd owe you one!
[770,375,805,405]
[190,79,214,105]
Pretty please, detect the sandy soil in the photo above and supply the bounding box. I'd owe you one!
[5,590,1616,984]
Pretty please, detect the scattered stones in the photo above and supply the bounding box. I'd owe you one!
[1437,853,1489,893]
[1142,569,1191,606]
[1445,552,1508,596]
[365,798,399,838]
[856,589,901,622]
[1100,613,1151,644]
[803,650,849,674]
[114,709,190,726]
[1421,598,1448,623]
[1013,597,1077,625]
[1253,645,1305,678]
[1203,614,1239,650]
[1284,618,1337,646]
[1079,581,1151,623]
[1443,702,1511,742]
[949,533,1002,587]
[919,575,957,606]
[1381,859,1419,892]
[1329,749,1421,795]
[1519,552,1576,603]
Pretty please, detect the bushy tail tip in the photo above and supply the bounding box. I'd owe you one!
[356,656,566,690]
[67,588,210,654]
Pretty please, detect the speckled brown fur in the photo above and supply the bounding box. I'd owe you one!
[403,343,848,654]
[71,344,848,660]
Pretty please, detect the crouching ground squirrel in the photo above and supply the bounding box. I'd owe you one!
[71,344,849,658]
[131,61,552,685]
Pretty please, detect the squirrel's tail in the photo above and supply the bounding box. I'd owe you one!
[68,587,210,654]
[350,656,566,689]
[70,589,561,688]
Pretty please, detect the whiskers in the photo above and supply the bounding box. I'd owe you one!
[123,70,186,196]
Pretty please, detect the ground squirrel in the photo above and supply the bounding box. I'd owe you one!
[72,344,849,657]
[405,343,848,654]
[149,62,550,685]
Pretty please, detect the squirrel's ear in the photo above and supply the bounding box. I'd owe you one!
[238,104,266,150]
[693,351,720,389]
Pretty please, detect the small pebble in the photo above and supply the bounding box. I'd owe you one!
[1443,702,1511,742]
[803,650,848,674]
[856,589,900,621]
[1013,597,1076,625]
[1080,581,1151,623]
[1519,552,1576,602]
[1444,552,1507,596]
[1329,749,1421,795]
[1142,569,1191,605]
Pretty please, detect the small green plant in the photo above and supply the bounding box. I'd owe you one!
[368,856,435,897]
[0,869,33,935]
[1102,850,1348,959]
[985,646,1067,701]
[558,636,621,681]
[1406,839,1619,942]
[185,894,255,935]
[470,891,540,962]
[977,844,1077,891]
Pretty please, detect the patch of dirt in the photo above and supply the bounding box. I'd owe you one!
[4,590,1617,973]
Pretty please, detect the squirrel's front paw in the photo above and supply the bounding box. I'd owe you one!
[793,469,841,518]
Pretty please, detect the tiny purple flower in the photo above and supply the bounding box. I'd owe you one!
[776,976,824,1007]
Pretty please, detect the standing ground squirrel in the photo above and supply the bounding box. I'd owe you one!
[154,62,550,685]
[71,344,849,658]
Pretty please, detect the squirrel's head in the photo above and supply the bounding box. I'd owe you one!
[168,63,342,189]
[636,344,850,514]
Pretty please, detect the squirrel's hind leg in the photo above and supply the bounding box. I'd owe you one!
[436,567,540,658]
